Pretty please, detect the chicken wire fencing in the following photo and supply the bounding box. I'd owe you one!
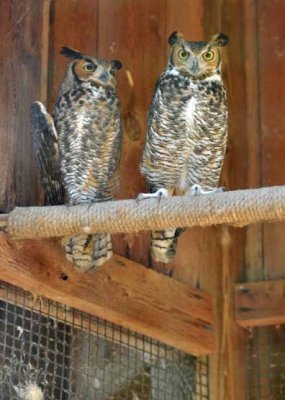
[0,281,209,400]
[247,325,285,400]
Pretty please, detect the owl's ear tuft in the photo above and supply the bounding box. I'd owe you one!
[60,47,84,60]
[168,31,184,46]
[111,60,122,70]
[212,33,229,47]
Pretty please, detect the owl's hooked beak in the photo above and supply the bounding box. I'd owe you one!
[99,70,117,87]
[100,70,109,83]
[189,57,199,75]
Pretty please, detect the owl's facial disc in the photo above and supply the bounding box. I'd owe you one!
[72,58,122,88]
[168,32,228,79]
[171,44,221,78]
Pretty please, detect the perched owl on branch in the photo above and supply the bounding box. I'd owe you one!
[31,47,122,271]
[140,32,229,264]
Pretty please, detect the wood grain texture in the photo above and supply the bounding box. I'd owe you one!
[257,2,285,397]
[0,233,214,356]
[235,280,285,327]
[203,1,248,399]
[98,0,167,200]
[243,0,263,282]
[259,0,285,279]
[0,0,50,212]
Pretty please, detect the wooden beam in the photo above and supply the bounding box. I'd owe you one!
[0,233,214,356]
[235,280,285,327]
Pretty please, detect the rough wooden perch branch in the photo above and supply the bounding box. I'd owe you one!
[0,186,284,239]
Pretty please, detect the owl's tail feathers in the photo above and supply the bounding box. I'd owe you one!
[151,228,185,264]
[63,233,113,271]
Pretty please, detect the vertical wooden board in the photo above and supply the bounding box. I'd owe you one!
[258,2,285,398]
[97,0,167,266]
[0,0,50,212]
[48,0,99,108]
[97,0,167,199]
[243,0,263,282]
[166,0,205,40]
[242,1,268,396]
[258,0,285,279]
[202,1,249,399]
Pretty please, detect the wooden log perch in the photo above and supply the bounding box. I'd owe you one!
[235,280,285,327]
[0,233,214,356]
[0,185,285,239]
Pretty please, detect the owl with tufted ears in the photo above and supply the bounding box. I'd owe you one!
[31,47,122,271]
[140,32,229,264]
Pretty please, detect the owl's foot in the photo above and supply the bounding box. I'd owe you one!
[189,184,224,196]
[87,201,94,211]
[136,188,169,203]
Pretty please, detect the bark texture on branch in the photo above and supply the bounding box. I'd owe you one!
[1,186,285,240]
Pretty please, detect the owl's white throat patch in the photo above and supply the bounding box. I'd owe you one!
[166,68,180,76]
[185,96,196,126]
[202,73,221,82]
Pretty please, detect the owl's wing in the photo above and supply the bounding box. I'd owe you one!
[31,101,65,205]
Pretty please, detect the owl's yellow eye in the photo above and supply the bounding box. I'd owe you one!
[202,50,215,61]
[178,49,190,60]
[83,63,96,72]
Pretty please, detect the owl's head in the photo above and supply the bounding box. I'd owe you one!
[60,47,122,89]
[167,32,228,79]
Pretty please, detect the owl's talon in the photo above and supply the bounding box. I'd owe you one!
[87,202,94,211]
[156,188,169,199]
[190,184,202,196]
[136,188,169,203]
[136,193,146,203]
[189,184,224,196]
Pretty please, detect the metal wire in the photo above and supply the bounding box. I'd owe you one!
[0,280,209,399]
[248,325,285,400]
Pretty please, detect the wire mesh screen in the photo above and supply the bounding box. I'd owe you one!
[0,281,209,399]
[247,325,285,400]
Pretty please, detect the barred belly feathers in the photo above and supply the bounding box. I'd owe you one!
[31,47,122,271]
[141,32,229,263]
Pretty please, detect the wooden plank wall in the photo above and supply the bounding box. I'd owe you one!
[1,0,285,399]
[256,2,285,398]
[0,0,50,211]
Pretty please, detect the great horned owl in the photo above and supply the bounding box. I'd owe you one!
[140,32,229,264]
[31,47,122,271]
